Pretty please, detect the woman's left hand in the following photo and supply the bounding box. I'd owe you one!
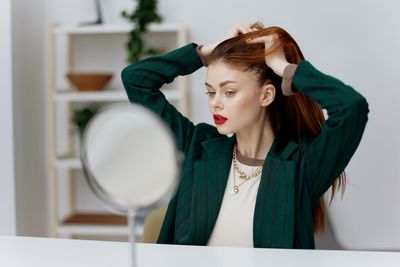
[247,34,290,77]
[200,23,259,58]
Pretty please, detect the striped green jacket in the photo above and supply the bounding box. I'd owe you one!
[121,43,369,249]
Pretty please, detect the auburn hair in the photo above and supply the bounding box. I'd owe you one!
[205,23,346,233]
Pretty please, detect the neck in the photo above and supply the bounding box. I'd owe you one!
[235,114,275,160]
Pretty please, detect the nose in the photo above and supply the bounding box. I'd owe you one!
[210,94,223,111]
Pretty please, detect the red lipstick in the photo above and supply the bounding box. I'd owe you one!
[213,114,228,125]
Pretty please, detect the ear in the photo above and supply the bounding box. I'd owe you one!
[260,84,275,107]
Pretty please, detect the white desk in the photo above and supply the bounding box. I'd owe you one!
[1,236,399,267]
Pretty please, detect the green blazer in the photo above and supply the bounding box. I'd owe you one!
[121,43,369,249]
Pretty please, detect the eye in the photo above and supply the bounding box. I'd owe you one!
[225,91,235,96]
[205,91,216,96]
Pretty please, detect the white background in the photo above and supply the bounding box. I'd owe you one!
[0,0,16,235]
[5,0,400,250]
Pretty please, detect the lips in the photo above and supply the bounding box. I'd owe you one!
[213,114,228,125]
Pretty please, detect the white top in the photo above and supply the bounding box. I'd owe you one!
[2,236,400,267]
[207,155,263,247]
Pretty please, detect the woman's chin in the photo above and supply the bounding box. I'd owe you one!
[215,125,233,135]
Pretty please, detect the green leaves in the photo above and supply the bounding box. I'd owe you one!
[121,0,163,63]
[72,106,99,137]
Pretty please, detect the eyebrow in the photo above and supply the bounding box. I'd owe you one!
[205,80,237,88]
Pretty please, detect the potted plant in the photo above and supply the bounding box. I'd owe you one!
[121,0,163,63]
[72,106,100,138]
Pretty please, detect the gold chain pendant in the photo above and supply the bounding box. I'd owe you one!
[231,185,239,195]
[239,173,247,179]
[231,143,263,196]
[233,143,263,180]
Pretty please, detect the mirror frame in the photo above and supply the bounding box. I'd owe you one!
[80,103,182,217]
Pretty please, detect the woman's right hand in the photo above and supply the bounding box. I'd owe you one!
[247,34,290,77]
[199,23,258,58]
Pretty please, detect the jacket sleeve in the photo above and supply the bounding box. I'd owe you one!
[121,43,204,153]
[292,61,369,204]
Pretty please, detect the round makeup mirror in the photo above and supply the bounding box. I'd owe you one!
[81,102,181,267]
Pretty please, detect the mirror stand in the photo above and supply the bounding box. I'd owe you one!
[128,210,137,267]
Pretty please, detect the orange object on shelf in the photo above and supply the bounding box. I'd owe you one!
[62,213,127,225]
[66,72,113,91]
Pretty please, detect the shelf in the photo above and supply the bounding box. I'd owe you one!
[58,213,143,236]
[63,213,127,225]
[55,91,128,102]
[55,23,183,35]
[55,89,179,102]
[58,213,144,236]
[56,157,82,170]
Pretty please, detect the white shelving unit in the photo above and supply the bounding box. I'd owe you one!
[54,23,183,35]
[48,23,189,240]
[54,88,180,102]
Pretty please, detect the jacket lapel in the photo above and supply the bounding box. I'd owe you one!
[253,139,299,248]
[189,135,235,244]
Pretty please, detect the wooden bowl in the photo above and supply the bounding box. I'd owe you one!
[66,72,113,91]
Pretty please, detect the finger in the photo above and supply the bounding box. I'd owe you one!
[247,35,278,49]
[248,34,277,43]
[248,24,260,32]
[247,36,273,48]
[228,23,247,38]
[246,36,267,44]
[237,24,250,34]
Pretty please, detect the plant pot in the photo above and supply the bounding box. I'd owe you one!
[66,72,113,92]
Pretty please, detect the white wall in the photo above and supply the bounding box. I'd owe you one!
[0,0,17,236]
[13,0,399,250]
[12,0,48,236]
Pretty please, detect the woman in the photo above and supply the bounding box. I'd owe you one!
[121,23,369,249]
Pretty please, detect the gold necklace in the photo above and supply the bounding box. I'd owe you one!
[231,143,263,195]
[232,143,263,179]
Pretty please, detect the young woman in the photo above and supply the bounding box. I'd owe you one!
[121,23,369,249]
